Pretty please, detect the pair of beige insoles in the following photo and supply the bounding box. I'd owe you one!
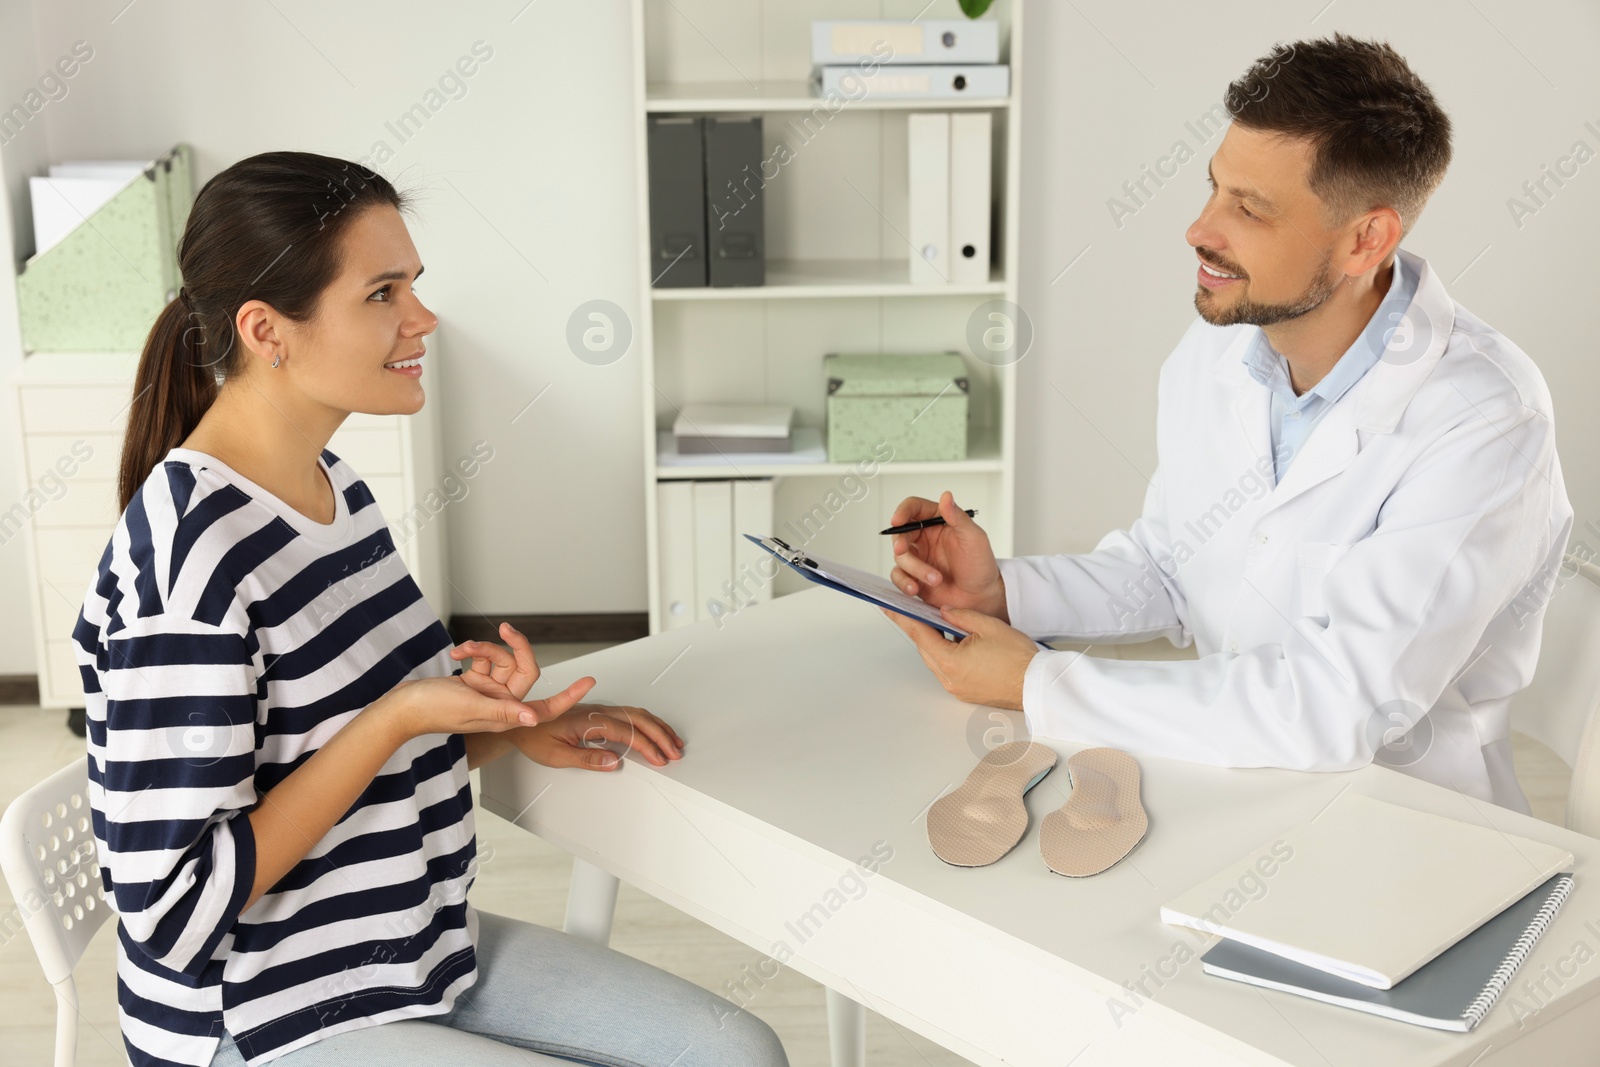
[926,741,1148,876]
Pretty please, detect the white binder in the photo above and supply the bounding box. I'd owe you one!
[908,112,950,285]
[731,481,775,607]
[949,111,992,284]
[814,64,1010,100]
[811,20,1000,65]
[659,479,777,628]
[691,481,733,623]
[656,482,696,629]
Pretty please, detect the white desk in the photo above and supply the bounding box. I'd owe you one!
[480,589,1600,1066]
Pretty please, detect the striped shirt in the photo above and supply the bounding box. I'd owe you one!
[74,446,480,1067]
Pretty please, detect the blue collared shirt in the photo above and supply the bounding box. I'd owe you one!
[1243,253,1420,483]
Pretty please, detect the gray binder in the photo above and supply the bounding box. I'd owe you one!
[1201,873,1575,1031]
[703,117,764,287]
[647,116,706,287]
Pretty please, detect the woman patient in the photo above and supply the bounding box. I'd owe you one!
[76,151,788,1067]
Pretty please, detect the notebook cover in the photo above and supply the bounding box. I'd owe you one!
[1161,792,1574,988]
[1201,873,1575,1031]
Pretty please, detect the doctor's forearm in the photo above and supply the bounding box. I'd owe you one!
[1017,643,1371,773]
[999,552,1187,644]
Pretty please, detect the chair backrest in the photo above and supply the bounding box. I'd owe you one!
[0,758,111,986]
[1508,556,1600,836]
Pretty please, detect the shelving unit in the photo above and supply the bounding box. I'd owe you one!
[632,0,1024,633]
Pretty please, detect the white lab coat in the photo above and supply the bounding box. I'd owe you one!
[1000,247,1572,813]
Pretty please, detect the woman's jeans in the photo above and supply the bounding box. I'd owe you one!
[208,909,788,1066]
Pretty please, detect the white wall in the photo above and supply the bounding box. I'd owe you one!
[0,0,1596,675]
[1014,1,1600,559]
[0,0,647,678]
[0,0,50,674]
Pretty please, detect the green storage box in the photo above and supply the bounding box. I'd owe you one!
[16,143,193,353]
[824,352,970,462]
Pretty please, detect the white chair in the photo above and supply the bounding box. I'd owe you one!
[2,761,575,1067]
[0,759,111,1067]
[1510,555,1600,836]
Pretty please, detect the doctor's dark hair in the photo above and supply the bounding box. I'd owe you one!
[117,151,407,514]
[1223,33,1452,238]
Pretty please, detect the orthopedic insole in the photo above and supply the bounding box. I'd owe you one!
[1038,747,1148,877]
[927,741,1058,867]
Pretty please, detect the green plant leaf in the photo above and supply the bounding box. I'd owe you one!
[958,0,995,17]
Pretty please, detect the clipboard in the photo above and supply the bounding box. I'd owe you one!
[744,535,1050,651]
[745,535,969,640]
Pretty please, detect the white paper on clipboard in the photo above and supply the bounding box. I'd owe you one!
[809,551,967,635]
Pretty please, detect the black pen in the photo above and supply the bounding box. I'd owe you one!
[880,510,976,536]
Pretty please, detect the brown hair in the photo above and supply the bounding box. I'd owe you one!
[1223,33,1452,239]
[117,151,406,513]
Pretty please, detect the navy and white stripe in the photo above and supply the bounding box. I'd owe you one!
[75,447,479,1067]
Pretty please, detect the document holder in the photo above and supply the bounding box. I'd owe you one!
[16,143,193,352]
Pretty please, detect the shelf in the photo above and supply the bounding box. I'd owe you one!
[637,0,1023,633]
[655,427,1003,480]
[652,259,1005,300]
[645,81,1013,113]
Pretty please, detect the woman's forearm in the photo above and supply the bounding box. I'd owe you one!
[462,704,606,770]
[463,730,520,770]
[243,703,406,911]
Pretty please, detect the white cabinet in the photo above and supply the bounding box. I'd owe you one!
[6,349,449,709]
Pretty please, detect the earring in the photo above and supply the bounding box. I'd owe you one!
[271,354,281,369]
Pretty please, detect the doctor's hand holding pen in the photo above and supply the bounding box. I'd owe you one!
[887,491,1009,621]
[883,492,1041,711]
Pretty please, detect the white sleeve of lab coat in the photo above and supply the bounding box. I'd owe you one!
[997,465,1193,646]
[1015,401,1562,773]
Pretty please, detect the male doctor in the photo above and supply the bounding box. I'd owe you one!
[882,33,1572,814]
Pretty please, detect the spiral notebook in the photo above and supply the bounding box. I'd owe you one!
[1161,792,1574,989]
[1201,873,1575,1031]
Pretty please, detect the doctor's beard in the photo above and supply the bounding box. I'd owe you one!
[1193,252,1343,328]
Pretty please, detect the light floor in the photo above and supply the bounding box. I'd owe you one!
[0,640,1574,1066]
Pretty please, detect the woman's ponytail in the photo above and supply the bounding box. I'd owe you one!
[117,291,223,513]
[114,152,406,515]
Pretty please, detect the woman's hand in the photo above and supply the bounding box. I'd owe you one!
[449,622,600,723]
[449,622,559,705]
[512,704,686,771]
[383,672,594,745]
[888,491,1008,619]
